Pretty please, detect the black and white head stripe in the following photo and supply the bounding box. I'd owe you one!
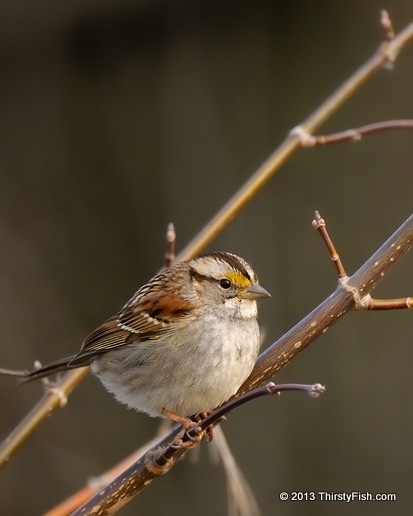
[189,252,257,285]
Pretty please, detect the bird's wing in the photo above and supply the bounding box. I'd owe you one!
[69,293,195,366]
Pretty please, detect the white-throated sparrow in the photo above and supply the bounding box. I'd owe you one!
[10,252,270,425]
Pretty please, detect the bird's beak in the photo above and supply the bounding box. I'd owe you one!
[240,283,271,300]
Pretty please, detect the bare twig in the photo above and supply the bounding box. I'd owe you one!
[312,211,412,312]
[312,211,347,278]
[0,367,27,377]
[164,222,176,269]
[187,383,325,440]
[363,297,413,310]
[294,120,413,147]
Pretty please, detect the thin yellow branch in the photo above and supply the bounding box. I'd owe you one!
[177,21,413,261]
[0,368,89,467]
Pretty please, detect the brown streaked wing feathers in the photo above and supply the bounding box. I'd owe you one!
[70,294,195,366]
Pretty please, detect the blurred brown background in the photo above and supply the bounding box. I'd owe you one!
[1,1,413,515]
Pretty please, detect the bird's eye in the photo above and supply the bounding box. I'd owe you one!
[219,278,232,289]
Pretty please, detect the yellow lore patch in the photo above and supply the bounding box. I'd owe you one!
[225,271,251,287]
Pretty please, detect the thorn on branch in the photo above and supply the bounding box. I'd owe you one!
[312,211,347,278]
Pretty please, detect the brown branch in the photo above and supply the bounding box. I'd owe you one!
[45,442,161,516]
[73,213,413,515]
[312,211,412,311]
[242,214,413,393]
[312,211,347,278]
[73,384,325,515]
[44,422,172,516]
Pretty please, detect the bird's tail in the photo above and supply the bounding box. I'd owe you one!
[0,355,84,383]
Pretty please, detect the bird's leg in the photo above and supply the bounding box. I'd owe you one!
[161,408,197,430]
[162,408,213,448]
